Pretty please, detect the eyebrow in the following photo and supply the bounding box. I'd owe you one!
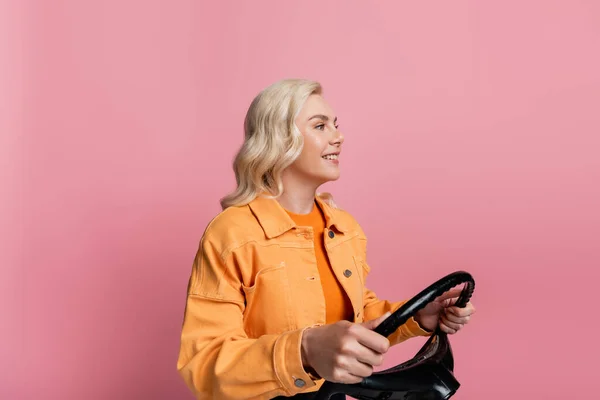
[308,114,338,123]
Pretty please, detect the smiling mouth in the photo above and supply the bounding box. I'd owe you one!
[322,154,339,160]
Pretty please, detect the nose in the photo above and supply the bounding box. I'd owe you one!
[331,128,344,146]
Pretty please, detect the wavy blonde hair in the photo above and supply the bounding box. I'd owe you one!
[220,78,336,210]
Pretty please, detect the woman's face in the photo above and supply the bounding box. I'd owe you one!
[287,94,344,188]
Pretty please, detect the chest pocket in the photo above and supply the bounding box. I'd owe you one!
[352,255,371,286]
[241,262,293,338]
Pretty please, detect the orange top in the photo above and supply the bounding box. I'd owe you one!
[285,201,354,324]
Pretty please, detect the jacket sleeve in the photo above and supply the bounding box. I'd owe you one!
[177,233,319,400]
[362,287,431,345]
[356,226,431,345]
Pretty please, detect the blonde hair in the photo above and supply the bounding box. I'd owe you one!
[220,78,329,210]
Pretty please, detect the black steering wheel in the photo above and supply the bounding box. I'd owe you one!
[313,270,475,400]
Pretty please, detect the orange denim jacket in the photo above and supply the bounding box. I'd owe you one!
[177,194,430,399]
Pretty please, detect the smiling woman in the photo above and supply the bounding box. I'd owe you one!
[176,79,476,400]
[219,80,343,212]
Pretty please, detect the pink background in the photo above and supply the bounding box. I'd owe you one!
[3,1,599,399]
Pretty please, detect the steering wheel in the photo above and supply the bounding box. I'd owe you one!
[313,270,475,400]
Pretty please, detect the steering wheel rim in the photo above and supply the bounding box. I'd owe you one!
[373,270,474,338]
[313,270,475,400]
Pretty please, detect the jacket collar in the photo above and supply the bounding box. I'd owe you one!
[248,193,349,239]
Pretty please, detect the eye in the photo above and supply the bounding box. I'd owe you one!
[315,124,325,131]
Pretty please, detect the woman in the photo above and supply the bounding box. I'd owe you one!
[177,79,476,400]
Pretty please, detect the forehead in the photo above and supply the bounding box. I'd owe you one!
[297,94,335,120]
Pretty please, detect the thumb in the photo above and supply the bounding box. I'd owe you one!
[362,311,391,330]
[435,284,466,303]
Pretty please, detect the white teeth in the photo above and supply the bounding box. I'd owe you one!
[322,154,338,160]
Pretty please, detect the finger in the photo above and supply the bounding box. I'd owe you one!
[439,321,457,334]
[443,295,476,308]
[332,369,363,384]
[354,343,386,368]
[346,374,366,384]
[346,369,371,383]
[334,352,375,380]
[443,311,471,325]
[373,311,392,326]
[331,352,372,382]
[446,303,476,317]
[361,312,391,331]
[348,357,376,378]
[355,327,391,355]
[434,284,465,302]
[440,314,463,331]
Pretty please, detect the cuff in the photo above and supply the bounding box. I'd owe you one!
[400,316,433,337]
[273,327,318,396]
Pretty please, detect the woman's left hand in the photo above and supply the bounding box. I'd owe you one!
[414,285,476,334]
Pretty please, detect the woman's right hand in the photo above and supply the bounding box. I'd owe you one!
[300,312,392,383]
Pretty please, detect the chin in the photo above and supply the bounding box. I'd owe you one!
[306,170,341,187]
[319,173,341,184]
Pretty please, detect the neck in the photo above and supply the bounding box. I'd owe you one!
[277,175,320,215]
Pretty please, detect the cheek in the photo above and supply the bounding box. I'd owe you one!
[301,133,326,156]
[291,132,327,172]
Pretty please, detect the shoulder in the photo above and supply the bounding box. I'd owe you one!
[335,208,368,239]
[199,205,263,254]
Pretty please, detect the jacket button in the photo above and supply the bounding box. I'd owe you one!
[294,378,306,388]
[328,231,335,239]
[344,269,352,277]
